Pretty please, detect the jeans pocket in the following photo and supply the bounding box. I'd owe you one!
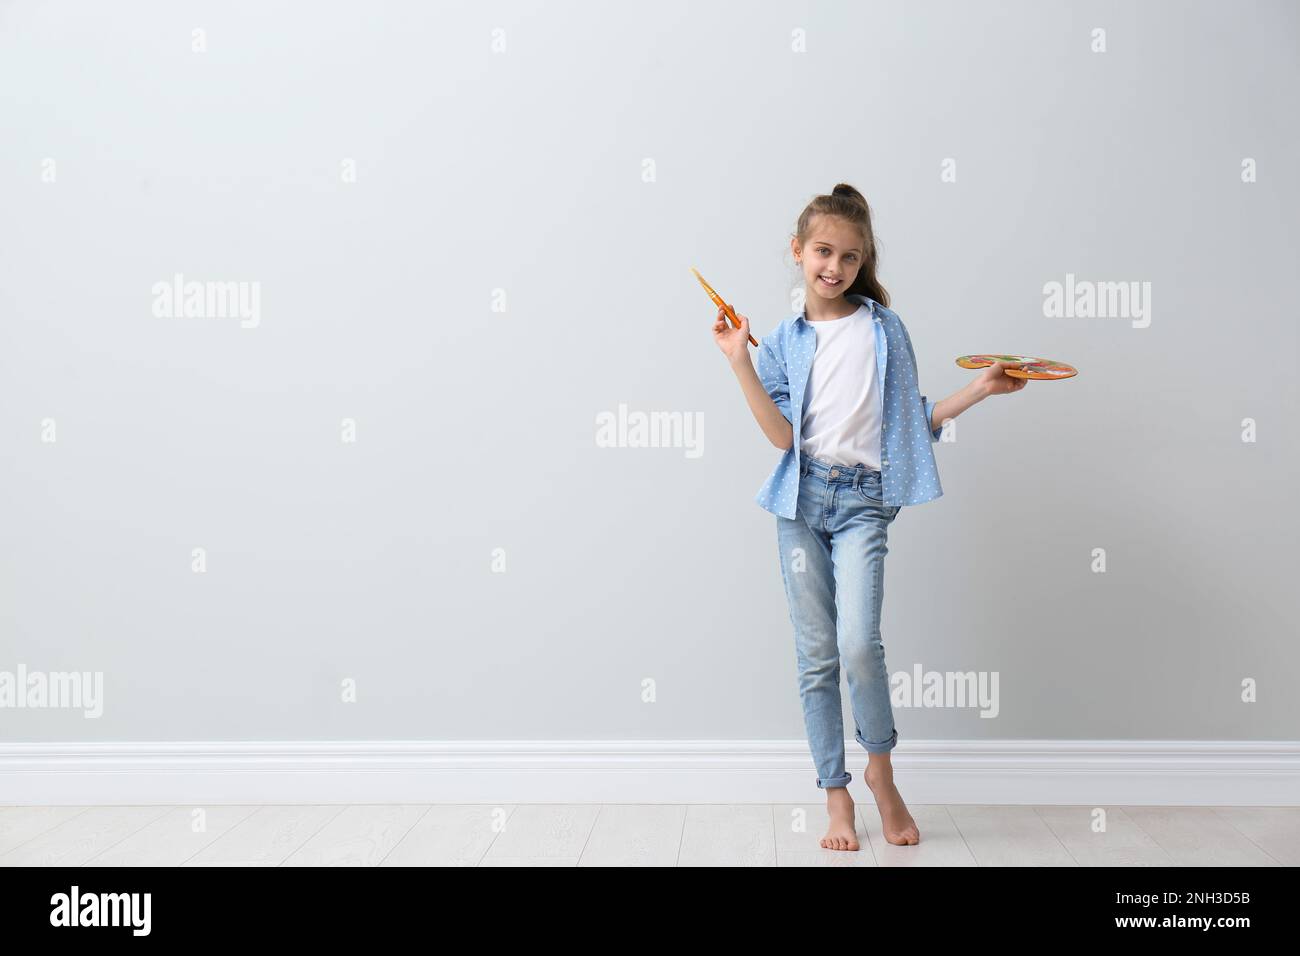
[854,477,884,503]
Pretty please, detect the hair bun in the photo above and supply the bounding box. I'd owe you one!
[826,184,868,206]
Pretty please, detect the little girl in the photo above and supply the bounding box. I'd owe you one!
[714,183,1026,850]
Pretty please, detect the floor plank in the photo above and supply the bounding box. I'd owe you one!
[677,805,776,867]
[283,805,430,867]
[381,805,512,867]
[1034,805,1175,867]
[477,805,599,863]
[0,806,171,867]
[945,805,1077,866]
[84,806,260,866]
[1210,807,1300,866]
[0,803,1291,866]
[1122,806,1282,866]
[182,806,344,866]
[0,806,89,857]
[576,804,685,867]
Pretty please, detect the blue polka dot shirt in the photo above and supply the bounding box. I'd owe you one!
[754,293,944,519]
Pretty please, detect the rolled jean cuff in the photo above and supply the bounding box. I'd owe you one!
[817,771,853,789]
[856,727,898,754]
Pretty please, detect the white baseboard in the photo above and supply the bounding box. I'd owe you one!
[1,740,1297,806]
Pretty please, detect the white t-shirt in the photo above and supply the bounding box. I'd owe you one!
[799,303,881,469]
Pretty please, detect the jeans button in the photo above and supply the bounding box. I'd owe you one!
[829,468,839,477]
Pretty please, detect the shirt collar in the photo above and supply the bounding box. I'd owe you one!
[794,292,879,327]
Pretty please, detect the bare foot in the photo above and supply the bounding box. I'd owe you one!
[821,787,860,850]
[864,763,920,846]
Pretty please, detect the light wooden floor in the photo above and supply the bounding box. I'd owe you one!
[0,804,1294,866]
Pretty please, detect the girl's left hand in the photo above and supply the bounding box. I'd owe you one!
[978,361,1029,397]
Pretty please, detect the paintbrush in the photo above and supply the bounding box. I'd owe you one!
[691,267,758,347]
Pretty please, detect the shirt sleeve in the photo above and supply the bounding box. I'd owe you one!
[924,396,942,442]
[756,331,793,425]
[900,318,944,443]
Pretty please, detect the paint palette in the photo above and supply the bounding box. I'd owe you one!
[955,354,1077,380]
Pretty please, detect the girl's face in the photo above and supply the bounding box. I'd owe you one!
[793,216,865,300]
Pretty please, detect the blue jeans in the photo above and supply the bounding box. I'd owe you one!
[776,454,902,789]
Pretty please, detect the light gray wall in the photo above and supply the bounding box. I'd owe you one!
[1,0,1296,744]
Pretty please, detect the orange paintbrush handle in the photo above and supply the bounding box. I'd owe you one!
[717,301,758,348]
[691,267,759,347]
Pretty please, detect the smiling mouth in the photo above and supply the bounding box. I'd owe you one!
[819,276,841,287]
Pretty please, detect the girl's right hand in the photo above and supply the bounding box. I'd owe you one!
[712,306,751,367]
